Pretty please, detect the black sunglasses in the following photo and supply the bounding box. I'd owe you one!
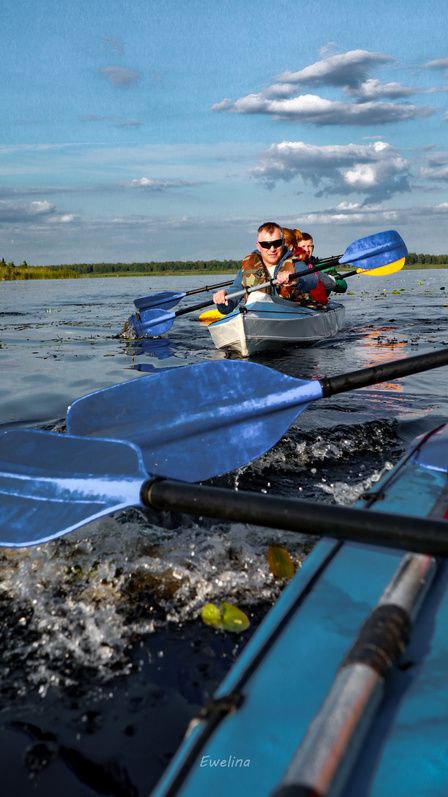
[258,238,283,250]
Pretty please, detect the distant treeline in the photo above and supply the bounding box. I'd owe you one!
[0,258,239,279]
[403,253,448,266]
[1,253,447,280]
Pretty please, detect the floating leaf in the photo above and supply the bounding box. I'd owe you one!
[221,602,250,633]
[201,602,223,629]
[267,545,296,580]
[200,602,250,633]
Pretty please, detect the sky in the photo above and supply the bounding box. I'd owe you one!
[1,0,448,265]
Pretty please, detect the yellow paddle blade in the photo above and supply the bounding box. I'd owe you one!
[198,309,225,324]
[357,257,406,276]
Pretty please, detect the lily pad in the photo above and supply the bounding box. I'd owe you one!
[267,545,296,580]
[201,602,224,629]
[201,601,250,633]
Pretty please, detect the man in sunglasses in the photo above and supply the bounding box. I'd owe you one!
[213,221,318,313]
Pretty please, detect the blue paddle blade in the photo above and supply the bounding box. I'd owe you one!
[0,430,147,547]
[339,230,407,270]
[67,361,324,483]
[134,291,186,311]
[129,309,175,337]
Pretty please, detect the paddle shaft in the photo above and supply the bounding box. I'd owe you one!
[183,279,234,296]
[144,480,448,555]
[320,347,448,397]
[164,257,342,319]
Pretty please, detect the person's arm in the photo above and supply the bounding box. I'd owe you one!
[213,269,243,314]
[317,271,337,295]
[276,259,319,299]
[321,266,348,293]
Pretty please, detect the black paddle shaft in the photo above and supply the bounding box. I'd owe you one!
[143,480,448,555]
[320,347,448,398]
[186,279,233,296]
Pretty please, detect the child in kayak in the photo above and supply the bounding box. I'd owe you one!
[295,232,348,295]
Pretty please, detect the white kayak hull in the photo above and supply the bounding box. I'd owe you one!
[208,297,345,357]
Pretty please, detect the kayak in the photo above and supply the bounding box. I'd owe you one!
[207,295,345,356]
[152,423,448,797]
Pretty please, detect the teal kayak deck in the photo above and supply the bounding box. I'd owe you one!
[152,426,448,797]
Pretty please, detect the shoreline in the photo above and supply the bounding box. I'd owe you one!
[1,264,447,281]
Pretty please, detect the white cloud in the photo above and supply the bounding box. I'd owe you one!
[297,207,400,225]
[29,200,54,215]
[253,140,411,200]
[213,91,432,126]
[211,98,234,111]
[287,201,448,230]
[0,200,78,225]
[419,150,448,181]
[347,78,418,100]
[421,165,448,179]
[0,199,56,222]
[425,57,448,70]
[47,213,77,224]
[98,66,139,87]
[344,164,378,188]
[264,83,297,99]
[129,177,203,190]
[213,49,436,127]
[277,50,394,88]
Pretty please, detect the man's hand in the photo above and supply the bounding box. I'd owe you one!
[213,289,228,305]
[276,270,291,285]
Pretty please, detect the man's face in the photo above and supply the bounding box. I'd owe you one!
[256,228,284,267]
[297,238,314,258]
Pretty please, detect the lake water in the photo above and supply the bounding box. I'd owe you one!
[0,270,447,796]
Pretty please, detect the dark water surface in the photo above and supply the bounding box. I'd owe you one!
[1,271,447,796]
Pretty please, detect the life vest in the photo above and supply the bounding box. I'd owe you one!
[241,252,273,295]
[241,248,291,296]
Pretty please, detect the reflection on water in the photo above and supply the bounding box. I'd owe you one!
[125,337,178,360]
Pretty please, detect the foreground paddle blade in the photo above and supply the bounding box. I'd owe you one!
[339,230,407,270]
[134,291,186,312]
[67,361,321,482]
[0,431,146,547]
[358,257,406,276]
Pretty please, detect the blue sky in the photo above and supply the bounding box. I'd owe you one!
[1,0,448,264]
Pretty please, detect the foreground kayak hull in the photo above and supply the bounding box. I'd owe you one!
[152,424,448,797]
[208,298,345,356]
